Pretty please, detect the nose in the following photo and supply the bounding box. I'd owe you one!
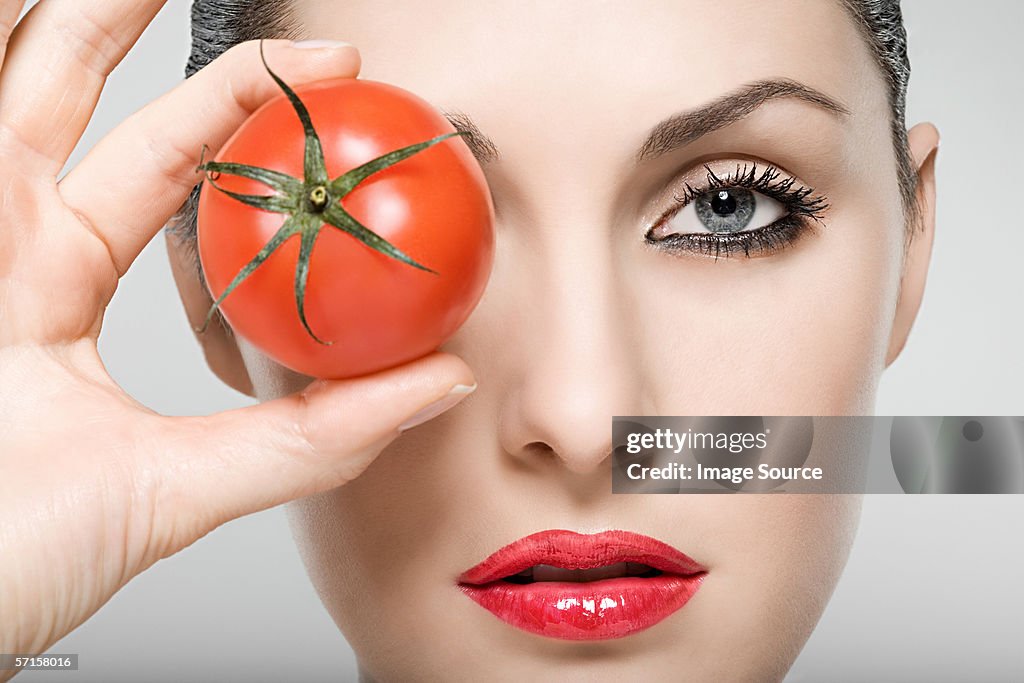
[496,235,645,476]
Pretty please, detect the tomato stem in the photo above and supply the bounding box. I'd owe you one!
[195,40,466,344]
[308,186,329,212]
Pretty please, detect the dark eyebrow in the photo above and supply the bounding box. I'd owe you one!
[437,79,847,168]
[634,79,850,164]
[441,109,501,164]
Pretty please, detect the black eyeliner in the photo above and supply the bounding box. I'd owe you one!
[645,162,829,258]
[648,214,809,259]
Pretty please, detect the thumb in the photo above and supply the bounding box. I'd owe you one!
[144,351,475,540]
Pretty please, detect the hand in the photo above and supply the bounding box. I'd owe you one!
[0,0,476,672]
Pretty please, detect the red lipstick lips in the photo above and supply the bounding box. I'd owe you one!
[458,530,707,640]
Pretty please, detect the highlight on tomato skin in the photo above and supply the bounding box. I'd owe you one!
[196,61,495,380]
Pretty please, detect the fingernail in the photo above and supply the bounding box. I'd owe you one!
[291,39,353,50]
[399,383,477,432]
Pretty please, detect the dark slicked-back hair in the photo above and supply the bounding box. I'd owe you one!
[185,0,297,78]
[168,0,919,262]
[840,0,919,235]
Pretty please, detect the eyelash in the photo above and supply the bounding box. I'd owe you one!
[645,162,829,259]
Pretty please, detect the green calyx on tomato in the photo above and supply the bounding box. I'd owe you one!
[196,41,465,345]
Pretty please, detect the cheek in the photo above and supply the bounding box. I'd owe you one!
[677,494,862,678]
[287,422,486,671]
[628,211,902,415]
[288,490,415,668]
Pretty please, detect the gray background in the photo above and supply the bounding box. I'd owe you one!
[27,1,1024,681]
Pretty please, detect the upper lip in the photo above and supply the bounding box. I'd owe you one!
[458,529,706,585]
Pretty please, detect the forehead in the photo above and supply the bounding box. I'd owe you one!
[292,0,878,173]
[294,0,867,98]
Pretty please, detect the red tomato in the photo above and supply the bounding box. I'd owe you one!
[197,76,494,379]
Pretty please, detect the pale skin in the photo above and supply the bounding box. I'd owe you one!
[0,0,937,681]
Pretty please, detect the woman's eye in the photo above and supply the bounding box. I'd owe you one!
[650,188,786,240]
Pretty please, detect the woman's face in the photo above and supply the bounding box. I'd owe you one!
[202,0,928,679]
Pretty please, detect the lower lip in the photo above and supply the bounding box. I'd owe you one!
[459,574,705,640]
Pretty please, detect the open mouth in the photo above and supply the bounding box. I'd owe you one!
[458,529,707,641]
[500,562,664,584]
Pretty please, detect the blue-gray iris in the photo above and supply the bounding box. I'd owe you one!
[695,189,755,233]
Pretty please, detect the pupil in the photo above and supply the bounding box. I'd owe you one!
[710,190,737,216]
[693,187,754,233]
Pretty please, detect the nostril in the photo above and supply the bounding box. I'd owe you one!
[523,441,557,459]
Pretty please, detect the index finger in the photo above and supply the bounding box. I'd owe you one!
[58,39,362,277]
[0,0,167,171]
[0,0,28,71]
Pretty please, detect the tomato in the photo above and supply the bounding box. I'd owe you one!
[196,58,494,380]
